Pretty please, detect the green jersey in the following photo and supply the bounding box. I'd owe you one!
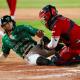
[2,25,38,57]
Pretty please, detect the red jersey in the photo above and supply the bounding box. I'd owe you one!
[52,16,80,49]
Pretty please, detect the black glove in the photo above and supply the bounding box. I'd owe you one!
[55,43,65,51]
[44,45,53,50]
[42,36,50,45]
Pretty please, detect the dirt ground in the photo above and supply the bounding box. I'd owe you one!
[0,8,80,20]
[0,8,80,80]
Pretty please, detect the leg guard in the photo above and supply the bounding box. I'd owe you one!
[36,56,52,65]
[55,43,64,51]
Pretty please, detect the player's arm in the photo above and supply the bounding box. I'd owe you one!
[23,25,44,38]
[46,24,61,49]
[28,25,44,38]
[0,45,10,62]
[36,30,44,38]
[0,37,10,61]
[47,36,60,49]
[0,51,10,62]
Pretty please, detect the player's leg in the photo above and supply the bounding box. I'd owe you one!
[67,49,80,65]
[25,53,53,65]
[51,46,78,65]
[24,45,54,66]
[6,0,17,19]
[6,0,11,9]
[34,44,55,57]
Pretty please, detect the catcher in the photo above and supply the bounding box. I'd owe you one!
[0,15,54,65]
[39,5,80,65]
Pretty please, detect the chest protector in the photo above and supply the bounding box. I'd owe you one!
[61,19,74,46]
[48,15,62,30]
[50,15,74,46]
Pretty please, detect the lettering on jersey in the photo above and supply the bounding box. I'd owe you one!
[13,42,23,52]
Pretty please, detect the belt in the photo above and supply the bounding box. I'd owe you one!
[23,45,33,59]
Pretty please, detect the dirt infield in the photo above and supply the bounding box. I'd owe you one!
[0,8,80,80]
[0,63,80,80]
[0,8,80,20]
[0,55,80,80]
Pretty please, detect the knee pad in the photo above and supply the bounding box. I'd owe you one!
[27,54,40,65]
[51,55,59,63]
[36,56,51,65]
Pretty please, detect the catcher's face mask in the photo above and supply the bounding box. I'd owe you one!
[39,5,58,29]
[39,10,51,28]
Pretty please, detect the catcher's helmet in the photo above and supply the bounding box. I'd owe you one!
[1,15,14,27]
[39,5,58,29]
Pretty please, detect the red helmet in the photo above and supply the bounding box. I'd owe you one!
[39,5,58,30]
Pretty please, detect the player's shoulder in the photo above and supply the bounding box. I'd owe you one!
[16,24,32,28]
[16,24,25,28]
[15,25,26,30]
[58,16,70,22]
[2,34,8,42]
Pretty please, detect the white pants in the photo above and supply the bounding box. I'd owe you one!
[24,44,55,65]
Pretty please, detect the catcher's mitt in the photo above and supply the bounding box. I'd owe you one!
[37,36,50,49]
[42,36,50,45]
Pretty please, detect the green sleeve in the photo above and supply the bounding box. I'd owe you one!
[23,25,38,36]
[2,36,10,53]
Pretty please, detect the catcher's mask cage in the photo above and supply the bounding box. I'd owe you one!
[1,15,16,27]
[39,5,58,30]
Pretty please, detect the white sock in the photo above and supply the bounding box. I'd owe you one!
[11,16,15,20]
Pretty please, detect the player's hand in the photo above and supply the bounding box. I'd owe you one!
[36,30,44,38]
[44,45,53,50]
